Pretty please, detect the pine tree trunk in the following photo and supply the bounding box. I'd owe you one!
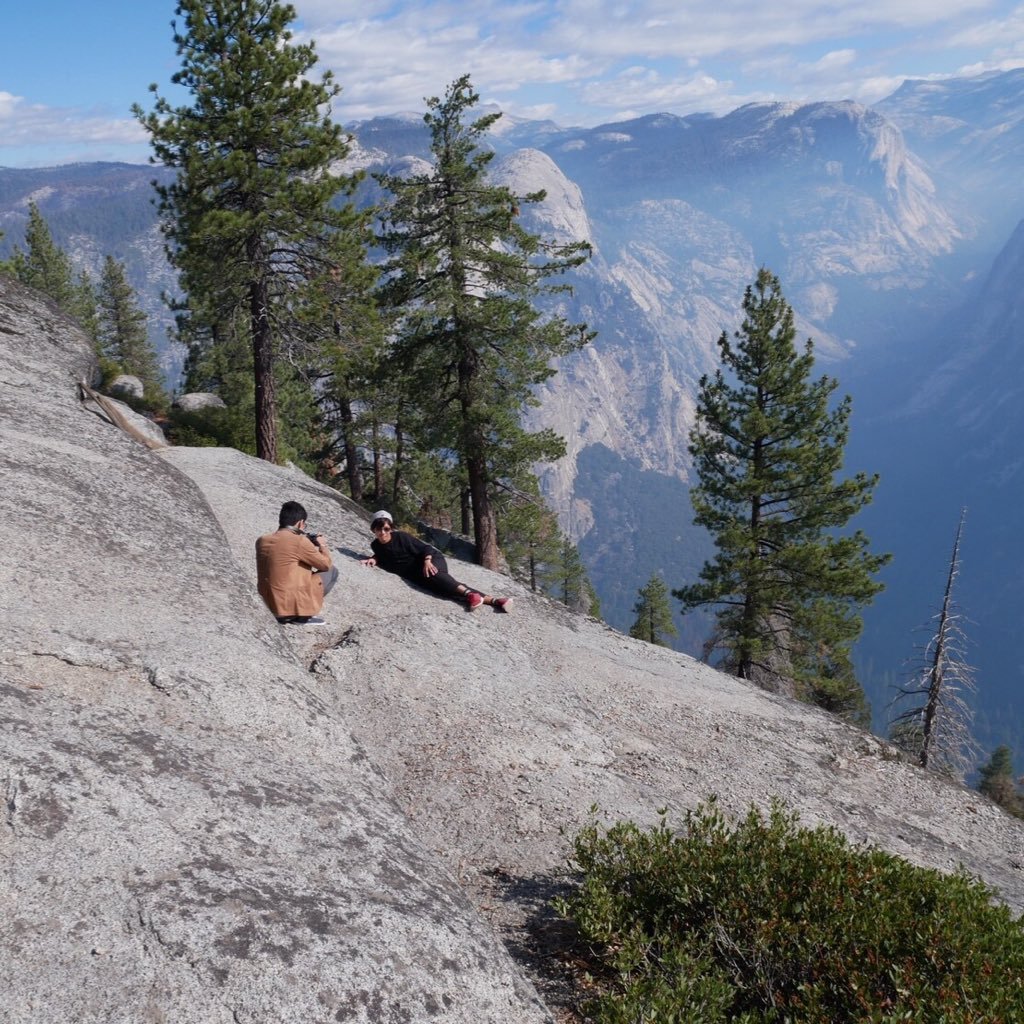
[250,275,277,463]
[738,437,765,679]
[338,395,362,501]
[392,415,405,509]
[466,451,499,569]
[371,420,383,503]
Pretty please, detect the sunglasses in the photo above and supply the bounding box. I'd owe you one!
[373,523,392,533]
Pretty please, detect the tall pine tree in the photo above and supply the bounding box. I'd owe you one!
[375,74,592,569]
[550,537,600,616]
[630,575,678,647]
[499,484,563,593]
[97,256,164,398]
[296,220,384,495]
[7,202,99,340]
[8,202,76,310]
[135,0,359,462]
[676,268,888,703]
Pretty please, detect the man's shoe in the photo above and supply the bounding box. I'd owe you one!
[492,597,513,613]
[465,591,484,610]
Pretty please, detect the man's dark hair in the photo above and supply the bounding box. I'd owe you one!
[279,501,307,528]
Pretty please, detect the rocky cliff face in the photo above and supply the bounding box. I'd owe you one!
[3,278,1023,1022]
[876,68,1024,231]
[0,276,550,1024]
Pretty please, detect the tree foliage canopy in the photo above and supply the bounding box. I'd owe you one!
[978,745,1024,818]
[375,74,592,568]
[676,268,888,704]
[97,255,163,398]
[629,574,678,647]
[134,0,360,461]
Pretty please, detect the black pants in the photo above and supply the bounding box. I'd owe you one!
[410,553,468,601]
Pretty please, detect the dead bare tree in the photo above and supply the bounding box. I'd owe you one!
[888,508,979,779]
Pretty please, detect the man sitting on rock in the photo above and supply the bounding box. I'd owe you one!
[256,501,338,626]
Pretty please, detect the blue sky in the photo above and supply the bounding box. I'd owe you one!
[3,0,1023,167]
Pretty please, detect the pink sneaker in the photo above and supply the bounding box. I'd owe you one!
[492,597,513,613]
[465,591,484,610]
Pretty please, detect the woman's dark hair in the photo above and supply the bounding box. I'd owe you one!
[279,501,308,528]
[370,517,392,532]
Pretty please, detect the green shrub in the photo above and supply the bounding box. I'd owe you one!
[165,405,256,454]
[555,801,1024,1023]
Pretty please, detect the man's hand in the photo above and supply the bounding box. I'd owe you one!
[313,534,329,553]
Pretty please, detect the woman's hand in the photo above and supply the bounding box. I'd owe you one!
[360,557,377,567]
[423,556,438,577]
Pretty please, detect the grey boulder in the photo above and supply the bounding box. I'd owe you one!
[107,373,144,399]
[174,391,227,412]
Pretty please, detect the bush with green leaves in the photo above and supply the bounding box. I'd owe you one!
[165,406,256,455]
[556,801,1024,1023]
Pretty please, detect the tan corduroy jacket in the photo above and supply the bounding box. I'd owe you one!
[255,528,333,618]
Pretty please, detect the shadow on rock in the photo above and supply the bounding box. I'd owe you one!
[479,867,592,1023]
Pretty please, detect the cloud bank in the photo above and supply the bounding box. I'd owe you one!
[2,0,1022,166]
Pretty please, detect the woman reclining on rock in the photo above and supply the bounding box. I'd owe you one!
[359,510,511,612]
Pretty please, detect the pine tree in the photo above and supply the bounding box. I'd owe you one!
[97,256,164,398]
[799,644,871,727]
[375,74,592,569]
[549,537,599,615]
[297,221,385,497]
[978,746,1024,817]
[71,270,100,345]
[676,268,888,702]
[500,486,563,593]
[629,575,678,647]
[889,509,978,779]
[7,203,101,342]
[134,0,358,463]
[9,202,76,310]
[179,302,318,463]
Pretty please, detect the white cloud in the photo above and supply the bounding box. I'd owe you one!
[293,0,1021,126]
[521,0,996,59]
[0,91,24,118]
[811,49,858,73]
[580,66,735,115]
[948,3,1024,46]
[0,92,147,165]
[6,0,1021,164]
